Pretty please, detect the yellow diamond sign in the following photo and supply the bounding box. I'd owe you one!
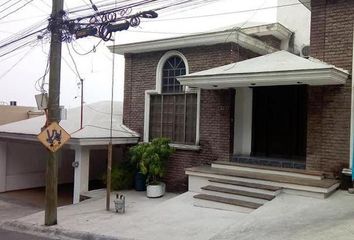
[37,122,71,152]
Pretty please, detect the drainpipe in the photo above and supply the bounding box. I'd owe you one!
[350,25,354,180]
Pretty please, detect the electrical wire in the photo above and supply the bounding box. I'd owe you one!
[65,42,83,80]
[0,45,34,80]
[71,39,102,56]
[0,0,34,21]
[0,0,22,15]
[145,1,310,22]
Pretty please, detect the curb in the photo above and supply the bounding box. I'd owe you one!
[0,220,131,240]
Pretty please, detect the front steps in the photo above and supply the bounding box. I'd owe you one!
[188,161,340,213]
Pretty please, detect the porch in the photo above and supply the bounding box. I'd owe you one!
[178,50,349,171]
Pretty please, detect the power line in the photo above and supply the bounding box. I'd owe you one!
[144,1,309,22]
[0,0,34,21]
[71,39,102,55]
[65,42,83,80]
[0,0,22,15]
[0,46,34,80]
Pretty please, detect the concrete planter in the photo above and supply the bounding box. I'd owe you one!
[146,182,165,198]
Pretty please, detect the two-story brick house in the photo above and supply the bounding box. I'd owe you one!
[109,1,352,209]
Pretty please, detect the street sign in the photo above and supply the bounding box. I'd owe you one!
[37,122,71,152]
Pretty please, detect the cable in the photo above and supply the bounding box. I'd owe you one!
[0,46,34,80]
[71,39,102,56]
[145,1,310,22]
[86,104,121,116]
[0,0,22,15]
[0,27,45,50]
[65,42,83,80]
[0,0,13,9]
[0,0,34,21]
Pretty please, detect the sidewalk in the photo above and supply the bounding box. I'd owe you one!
[2,189,354,240]
[1,190,243,240]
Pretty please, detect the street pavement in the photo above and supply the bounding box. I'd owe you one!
[0,228,49,240]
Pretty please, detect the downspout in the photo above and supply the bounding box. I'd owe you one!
[350,24,354,180]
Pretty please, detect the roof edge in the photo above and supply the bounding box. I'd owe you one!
[299,0,311,10]
[108,28,277,56]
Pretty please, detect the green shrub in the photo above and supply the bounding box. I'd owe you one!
[129,138,175,185]
[103,161,134,190]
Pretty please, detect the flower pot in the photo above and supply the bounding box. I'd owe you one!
[146,182,165,198]
[134,172,146,191]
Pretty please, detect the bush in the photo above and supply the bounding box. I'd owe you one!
[129,138,175,185]
[103,161,134,190]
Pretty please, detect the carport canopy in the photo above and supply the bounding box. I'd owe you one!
[0,102,139,204]
[177,50,349,89]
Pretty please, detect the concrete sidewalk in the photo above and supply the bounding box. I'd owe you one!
[211,190,354,240]
[2,189,354,240]
[1,190,244,240]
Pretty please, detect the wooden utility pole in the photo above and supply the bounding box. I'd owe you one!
[45,0,64,226]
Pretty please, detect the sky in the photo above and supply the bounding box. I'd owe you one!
[0,0,285,108]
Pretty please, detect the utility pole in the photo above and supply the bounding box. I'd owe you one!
[45,0,64,226]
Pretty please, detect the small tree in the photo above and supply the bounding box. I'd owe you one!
[129,138,175,185]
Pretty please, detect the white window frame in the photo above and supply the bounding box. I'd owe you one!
[143,51,200,150]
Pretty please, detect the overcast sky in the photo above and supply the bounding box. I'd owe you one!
[0,0,280,108]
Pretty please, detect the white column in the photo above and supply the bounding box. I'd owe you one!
[0,142,7,192]
[234,88,253,156]
[73,146,90,204]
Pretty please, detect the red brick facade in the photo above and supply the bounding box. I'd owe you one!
[123,43,258,191]
[306,0,353,175]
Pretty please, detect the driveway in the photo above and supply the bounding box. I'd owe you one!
[0,183,74,223]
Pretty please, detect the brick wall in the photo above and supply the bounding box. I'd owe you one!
[123,43,258,191]
[307,0,353,175]
[255,35,282,49]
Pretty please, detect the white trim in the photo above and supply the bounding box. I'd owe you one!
[242,23,293,40]
[169,143,200,151]
[155,51,190,94]
[109,30,277,55]
[178,69,348,89]
[0,132,139,146]
[144,51,200,145]
[143,90,157,142]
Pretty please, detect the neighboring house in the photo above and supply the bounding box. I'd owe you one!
[0,103,43,126]
[109,0,352,199]
[0,101,139,204]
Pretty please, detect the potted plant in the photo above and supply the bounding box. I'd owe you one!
[130,144,147,191]
[129,138,175,197]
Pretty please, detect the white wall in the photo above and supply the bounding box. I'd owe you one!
[234,88,253,156]
[277,0,311,53]
[0,142,6,192]
[5,142,76,191]
[1,141,122,192]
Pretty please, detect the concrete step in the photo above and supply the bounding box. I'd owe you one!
[186,166,340,198]
[209,178,282,196]
[201,185,273,204]
[193,193,261,213]
[212,161,324,180]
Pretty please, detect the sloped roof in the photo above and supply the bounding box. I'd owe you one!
[0,101,139,146]
[178,50,349,88]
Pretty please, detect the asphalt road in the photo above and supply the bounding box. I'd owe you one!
[0,228,49,240]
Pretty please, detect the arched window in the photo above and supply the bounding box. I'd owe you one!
[148,52,198,145]
[162,56,186,93]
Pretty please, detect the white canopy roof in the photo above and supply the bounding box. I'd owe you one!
[0,101,139,146]
[178,51,349,89]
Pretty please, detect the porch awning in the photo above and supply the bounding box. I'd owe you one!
[177,50,349,89]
